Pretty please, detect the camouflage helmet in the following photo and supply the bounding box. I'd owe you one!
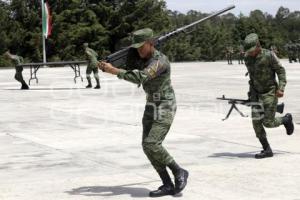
[130,28,154,49]
[244,33,259,53]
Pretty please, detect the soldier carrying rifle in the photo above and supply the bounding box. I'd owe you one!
[99,28,188,197]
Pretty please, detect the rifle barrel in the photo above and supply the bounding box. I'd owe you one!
[157,5,235,42]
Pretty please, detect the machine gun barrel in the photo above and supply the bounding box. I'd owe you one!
[217,95,285,120]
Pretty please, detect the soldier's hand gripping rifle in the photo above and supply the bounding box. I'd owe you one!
[217,95,285,121]
[101,5,235,69]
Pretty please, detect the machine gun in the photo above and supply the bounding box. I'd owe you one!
[103,5,235,68]
[217,95,285,121]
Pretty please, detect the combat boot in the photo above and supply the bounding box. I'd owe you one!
[21,83,29,90]
[149,169,175,197]
[149,184,175,197]
[255,147,273,159]
[167,161,189,194]
[173,168,189,194]
[282,113,294,135]
[86,83,92,88]
[94,79,100,89]
[255,138,273,159]
[86,77,92,88]
[86,84,92,88]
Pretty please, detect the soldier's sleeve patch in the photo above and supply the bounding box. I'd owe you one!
[144,59,167,79]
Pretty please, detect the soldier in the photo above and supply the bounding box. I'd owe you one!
[4,50,29,90]
[84,43,100,89]
[244,33,294,159]
[98,28,188,197]
[291,43,298,62]
[226,45,234,65]
[296,41,300,62]
[285,41,297,63]
[270,45,279,55]
[237,44,244,64]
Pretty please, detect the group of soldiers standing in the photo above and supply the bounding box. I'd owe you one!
[225,44,244,65]
[284,41,300,63]
[225,41,300,65]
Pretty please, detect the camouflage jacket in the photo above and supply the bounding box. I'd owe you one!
[10,55,23,66]
[117,50,175,103]
[245,48,286,94]
[85,47,98,68]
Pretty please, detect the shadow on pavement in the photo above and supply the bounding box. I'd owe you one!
[209,152,256,158]
[66,184,151,198]
[66,182,184,198]
[209,151,287,159]
[2,88,86,91]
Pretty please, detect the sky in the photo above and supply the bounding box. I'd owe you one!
[164,0,299,16]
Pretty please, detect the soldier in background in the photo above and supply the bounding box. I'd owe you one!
[291,43,298,62]
[84,43,100,89]
[270,45,279,55]
[226,45,234,65]
[296,41,300,62]
[237,44,244,64]
[244,33,294,159]
[4,50,29,90]
[285,41,297,63]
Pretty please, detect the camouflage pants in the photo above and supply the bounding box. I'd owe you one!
[86,66,99,80]
[251,88,283,139]
[142,101,176,173]
[227,54,232,64]
[288,52,297,62]
[14,66,26,84]
[238,54,244,64]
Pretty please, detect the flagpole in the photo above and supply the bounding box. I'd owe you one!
[42,34,46,63]
[41,0,46,63]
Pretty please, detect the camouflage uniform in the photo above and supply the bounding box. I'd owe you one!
[238,45,244,64]
[226,46,234,65]
[6,53,29,89]
[118,49,176,173]
[296,42,300,62]
[111,28,188,196]
[244,34,286,140]
[285,42,297,63]
[243,33,295,159]
[84,44,100,88]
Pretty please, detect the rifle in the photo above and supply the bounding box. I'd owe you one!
[103,5,235,68]
[217,95,285,121]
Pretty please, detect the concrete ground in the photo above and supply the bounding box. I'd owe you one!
[0,60,299,200]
